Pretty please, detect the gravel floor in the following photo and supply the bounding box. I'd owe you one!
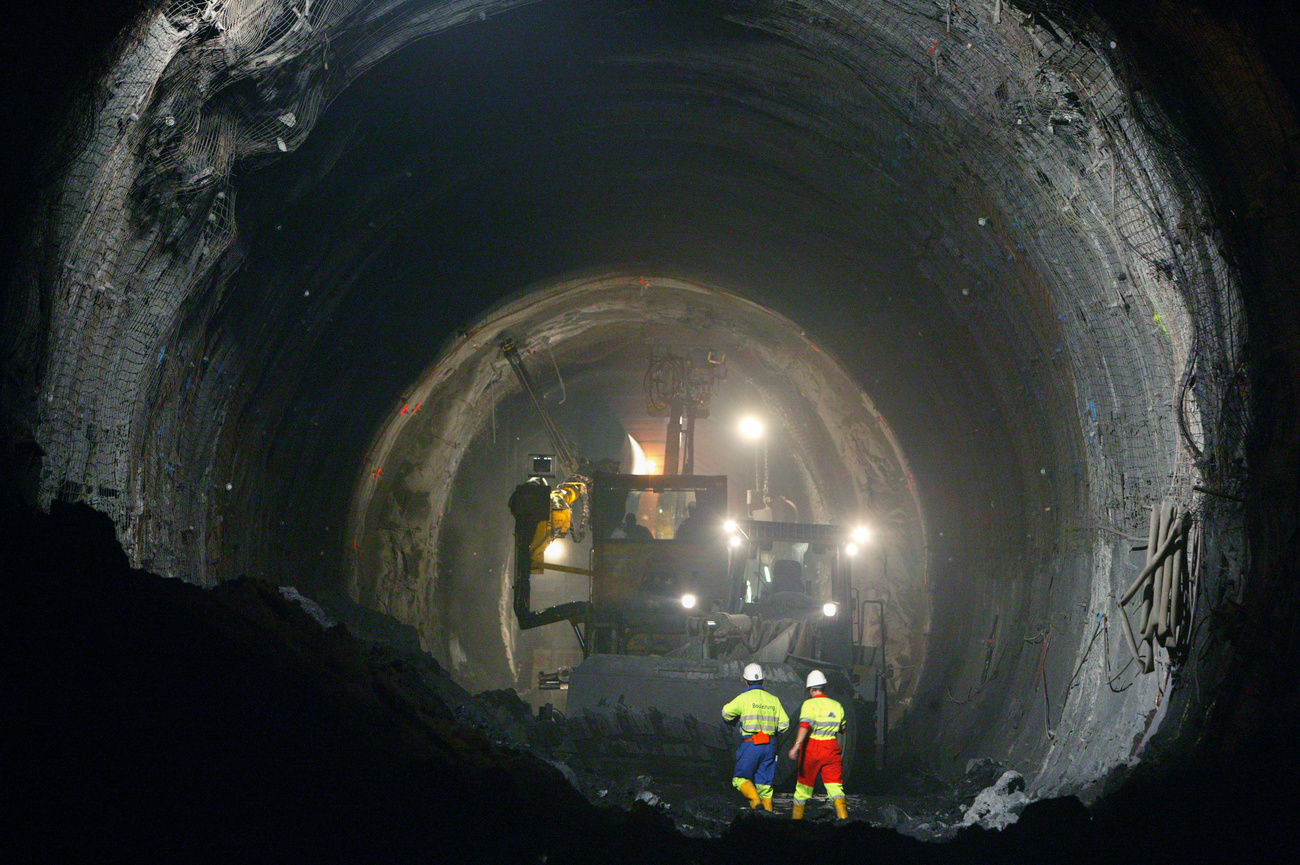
[552,768,978,841]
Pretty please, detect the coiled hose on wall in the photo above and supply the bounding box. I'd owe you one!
[1119,500,1201,673]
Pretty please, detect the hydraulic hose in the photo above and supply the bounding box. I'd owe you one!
[1119,499,1198,672]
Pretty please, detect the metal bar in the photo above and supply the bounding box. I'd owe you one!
[1193,484,1245,503]
[683,410,696,476]
[785,653,849,672]
[538,562,594,576]
[572,621,588,658]
[664,404,681,476]
[1119,602,1144,667]
[501,338,579,477]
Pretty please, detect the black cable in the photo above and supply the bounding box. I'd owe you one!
[1062,614,1105,707]
[1102,616,1137,693]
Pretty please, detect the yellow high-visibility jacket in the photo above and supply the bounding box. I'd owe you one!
[798,695,846,740]
[722,686,790,737]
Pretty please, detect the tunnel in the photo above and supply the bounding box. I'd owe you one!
[3,0,1298,861]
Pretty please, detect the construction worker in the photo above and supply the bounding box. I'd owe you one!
[610,512,653,540]
[673,501,706,539]
[721,663,790,811]
[787,669,848,820]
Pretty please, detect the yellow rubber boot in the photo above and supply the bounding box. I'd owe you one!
[736,779,761,808]
[760,797,773,812]
[791,802,805,820]
[834,798,848,820]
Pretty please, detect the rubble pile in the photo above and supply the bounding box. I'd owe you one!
[962,771,1030,830]
[6,502,693,864]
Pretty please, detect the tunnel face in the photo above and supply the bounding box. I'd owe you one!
[9,0,1267,811]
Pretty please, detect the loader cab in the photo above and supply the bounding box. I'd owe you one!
[735,543,839,609]
[724,520,856,670]
[586,472,730,654]
[590,471,728,542]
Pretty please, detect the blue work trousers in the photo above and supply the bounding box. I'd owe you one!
[734,738,778,787]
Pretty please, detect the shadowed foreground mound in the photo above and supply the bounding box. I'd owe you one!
[6,502,692,863]
[4,502,1294,863]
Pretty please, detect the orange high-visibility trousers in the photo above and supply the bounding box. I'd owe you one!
[796,737,843,793]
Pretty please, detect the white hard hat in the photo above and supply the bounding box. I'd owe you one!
[743,663,764,682]
[805,670,828,690]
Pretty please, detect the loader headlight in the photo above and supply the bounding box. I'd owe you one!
[845,543,859,557]
[823,602,839,618]
[728,535,743,548]
[724,520,737,534]
[681,593,698,609]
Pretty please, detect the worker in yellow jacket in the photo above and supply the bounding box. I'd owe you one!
[787,669,848,820]
[721,663,790,811]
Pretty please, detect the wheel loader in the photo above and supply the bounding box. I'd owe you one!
[509,469,887,785]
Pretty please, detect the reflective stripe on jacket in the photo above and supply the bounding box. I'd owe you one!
[722,685,790,736]
[798,695,845,740]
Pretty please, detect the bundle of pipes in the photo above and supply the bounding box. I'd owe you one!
[1118,500,1201,673]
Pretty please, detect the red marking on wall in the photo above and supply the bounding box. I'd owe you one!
[372,465,383,479]
[399,405,408,415]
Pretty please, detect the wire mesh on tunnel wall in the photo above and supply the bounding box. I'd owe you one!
[16,0,535,575]
[8,4,1251,788]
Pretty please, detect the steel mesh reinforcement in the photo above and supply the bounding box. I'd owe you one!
[2,0,1267,795]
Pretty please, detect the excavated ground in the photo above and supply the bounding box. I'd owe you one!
[7,500,1294,863]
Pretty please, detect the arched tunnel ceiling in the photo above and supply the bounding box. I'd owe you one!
[5,0,1299,831]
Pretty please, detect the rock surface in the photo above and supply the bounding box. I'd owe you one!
[962,770,1030,830]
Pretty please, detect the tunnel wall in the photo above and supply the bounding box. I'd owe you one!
[3,0,1263,799]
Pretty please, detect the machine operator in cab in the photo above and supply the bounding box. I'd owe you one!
[787,669,848,820]
[721,663,790,811]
